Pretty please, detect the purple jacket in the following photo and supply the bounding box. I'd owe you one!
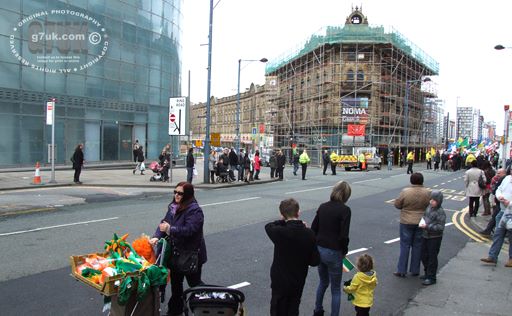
[153,200,207,265]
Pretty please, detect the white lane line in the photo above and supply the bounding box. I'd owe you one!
[200,197,261,207]
[441,183,445,185]
[383,222,454,244]
[432,185,439,187]
[346,248,368,255]
[0,217,119,237]
[384,238,400,244]
[285,186,332,194]
[353,178,382,184]
[391,174,406,177]
[228,281,251,289]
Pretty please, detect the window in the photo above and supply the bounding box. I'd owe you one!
[347,69,354,81]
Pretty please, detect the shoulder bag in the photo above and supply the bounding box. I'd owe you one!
[478,171,486,190]
[169,243,199,275]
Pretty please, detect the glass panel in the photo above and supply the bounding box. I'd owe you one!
[0,114,20,165]
[20,115,44,164]
[85,120,100,161]
[67,73,86,96]
[119,124,132,160]
[104,58,120,80]
[120,82,135,102]
[21,102,44,115]
[45,72,66,94]
[103,80,119,99]
[149,68,160,87]
[85,76,103,97]
[21,65,44,90]
[0,62,20,89]
[119,62,135,83]
[102,122,119,160]
[0,9,21,38]
[137,9,152,30]
[123,22,136,44]
[120,43,136,63]
[65,119,85,163]
[0,101,20,114]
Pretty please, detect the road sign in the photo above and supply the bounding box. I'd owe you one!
[252,127,257,135]
[211,133,220,146]
[46,101,55,125]
[169,97,187,136]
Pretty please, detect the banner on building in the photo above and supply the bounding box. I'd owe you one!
[347,124,366,136]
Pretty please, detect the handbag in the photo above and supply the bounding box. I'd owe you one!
[478,172,486,189]
[140,161,145,171]
[169,247,199,275]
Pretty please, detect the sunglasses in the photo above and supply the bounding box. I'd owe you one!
[173,190,185,196]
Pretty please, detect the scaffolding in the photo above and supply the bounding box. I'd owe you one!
[265,19,439,163]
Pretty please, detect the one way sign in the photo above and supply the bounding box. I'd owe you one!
[169,97,187,136]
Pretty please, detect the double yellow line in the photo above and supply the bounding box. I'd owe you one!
[452,207,491,243]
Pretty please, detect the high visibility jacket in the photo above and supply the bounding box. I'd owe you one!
[426,152,432,161]
[358,153,366,162]
[330,152,338,163]
[407,152,414,162]
[299,152,310,164]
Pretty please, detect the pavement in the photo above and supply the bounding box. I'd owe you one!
[1,163,511,314]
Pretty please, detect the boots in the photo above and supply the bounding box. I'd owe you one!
[505,259,512,268]
[480,257,497,265]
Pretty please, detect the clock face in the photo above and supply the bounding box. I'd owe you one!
[351,15,362,24]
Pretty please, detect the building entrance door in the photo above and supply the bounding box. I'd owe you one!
[120,124,133,161]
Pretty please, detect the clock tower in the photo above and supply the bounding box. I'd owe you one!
[345,6,368,25]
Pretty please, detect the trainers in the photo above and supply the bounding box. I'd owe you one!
[422,278,436,286]
[313,309,324,316]
[480,257,497,264]
[505,259,512,268]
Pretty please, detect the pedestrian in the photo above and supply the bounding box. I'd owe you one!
[149,182,207,315]
[406,151,414,174]
[330,150,338,175]
[186,147,195,183]
[133,145,145,175]
[312,181,352,316]
[71,143,84,184]
[480,168,507,236]
[480,169,512,267]
[238,149,245,181]
[393,172,431,277]
[276,149,286,180]
[400,152,405,168]
[299,149,310,180]
[343,254,378,316]
[132,139,140,163]
[433,151,440,171]
[419,190,446,285]
[387,151,394,171]
[464,160,484,217]
[229,148,239,181]
[482,160,496,216]
[265,198,320,316]
[358,151,366,171]
[269,150,277,179]
[441,151,447,170]
[159,149,170,182]
[292,148,300,176]
[243,152,252,183]
[208,149,217,184]
[322,150,330,175]
[426,151,432,170]
[254,150,261,180]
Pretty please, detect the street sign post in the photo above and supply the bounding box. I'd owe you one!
[46,99,56,183]
[169,97,187,136]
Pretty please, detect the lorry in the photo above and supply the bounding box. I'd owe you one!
[335,147,381,171]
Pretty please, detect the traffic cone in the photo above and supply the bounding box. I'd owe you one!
[362,161,366,170]
[33,161,41,185]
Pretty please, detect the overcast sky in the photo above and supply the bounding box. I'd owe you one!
[181,0,512,133]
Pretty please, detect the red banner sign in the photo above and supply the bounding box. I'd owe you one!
[347,124,366,136]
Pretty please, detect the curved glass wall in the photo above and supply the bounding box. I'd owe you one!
[0,0,182,165]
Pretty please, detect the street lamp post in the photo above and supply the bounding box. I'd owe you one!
[495,44,511,167]
[404,77,431,154]
[236,58,267,154]
[203,0,214,184]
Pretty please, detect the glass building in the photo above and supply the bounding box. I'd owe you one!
[0,0,183,166]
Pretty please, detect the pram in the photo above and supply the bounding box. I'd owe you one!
[149,161,167,181]
[215,167,234,183]
[183,286,245,316]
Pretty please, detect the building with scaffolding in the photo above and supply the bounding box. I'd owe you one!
[264,7,439,163]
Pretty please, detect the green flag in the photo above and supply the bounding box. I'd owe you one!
[460,137,469,148]
[342,257,355,272]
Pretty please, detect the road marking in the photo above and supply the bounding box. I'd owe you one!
[0,217,119,237]
[451,208,488,242]
[432,184,438,187]
[391,174,406,177]
[285,186,332,194]
[347,248,368,255]
[201,197,261,207]
[228,281,251,289]
[385,238,400,244]
[353,178,382,184]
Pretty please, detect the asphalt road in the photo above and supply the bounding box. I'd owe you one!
[0,166,471,315]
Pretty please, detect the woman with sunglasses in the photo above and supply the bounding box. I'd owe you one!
[150,182,207,316]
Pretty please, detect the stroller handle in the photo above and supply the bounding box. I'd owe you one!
[183,285,245,303]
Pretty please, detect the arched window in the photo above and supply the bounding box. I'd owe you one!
[347,69,354,81]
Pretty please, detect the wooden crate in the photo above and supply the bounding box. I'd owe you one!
[69,252,140,297]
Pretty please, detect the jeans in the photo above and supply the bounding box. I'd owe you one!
[315,246,343,316]
[488,214,512,261]
[397,223,423,274]
[186,167,193,183]
[407,162,413,174]
[388,160,392,170]
[238,166,244,181]
[293,163,299,175]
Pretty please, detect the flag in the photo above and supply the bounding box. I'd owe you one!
[430,147,436,156]
[342,257,355,273]
[460,137,469,148]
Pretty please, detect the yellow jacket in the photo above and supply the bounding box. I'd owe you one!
[465,153,476,165]
[343,271,378,308]
[407,152,414,162]
[426,152,432,161]
[330,152,338,163]
[358,153,366,162]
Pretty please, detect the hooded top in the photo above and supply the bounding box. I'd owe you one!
[422,190,446,239]
[343,270,378,308]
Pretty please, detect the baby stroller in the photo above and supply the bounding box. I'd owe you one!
[149,161,165,181]
[183,286,245,316]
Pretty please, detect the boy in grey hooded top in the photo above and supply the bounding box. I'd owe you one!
[419,190,446,285]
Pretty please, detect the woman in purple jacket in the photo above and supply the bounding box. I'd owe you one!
[150,182,207,316]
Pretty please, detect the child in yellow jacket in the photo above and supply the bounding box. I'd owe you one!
[343,254,378,316]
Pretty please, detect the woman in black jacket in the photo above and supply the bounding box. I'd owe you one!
[311,181,352,316]
[72,143,84,184]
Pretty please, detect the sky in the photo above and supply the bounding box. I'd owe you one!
[181,0,512,134]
